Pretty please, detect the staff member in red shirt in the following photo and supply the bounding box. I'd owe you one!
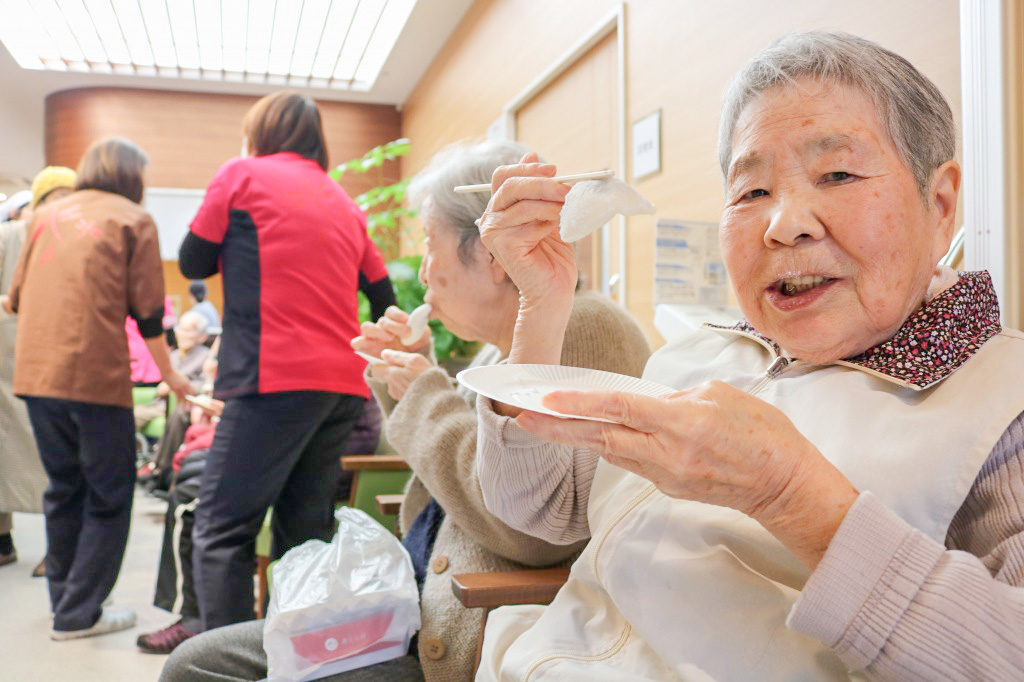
[3,138,191,639]
[179,91,395,631]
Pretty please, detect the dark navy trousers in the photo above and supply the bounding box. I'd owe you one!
[191,391,363,631]
[24,397,136,632]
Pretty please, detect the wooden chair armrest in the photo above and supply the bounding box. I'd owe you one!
[451,568,570,609]
[340,454,410,471]
[375,493,405,516]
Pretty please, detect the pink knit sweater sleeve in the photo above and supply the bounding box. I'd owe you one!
[789,412,1024,680]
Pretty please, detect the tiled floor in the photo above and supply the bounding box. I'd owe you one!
[0,493,178,681]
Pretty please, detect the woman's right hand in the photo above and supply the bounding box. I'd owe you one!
[479,153,577,375]
[478,153,577,306]
[351,306,432,360]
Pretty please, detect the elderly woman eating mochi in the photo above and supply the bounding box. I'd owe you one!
[472,31,1024,680]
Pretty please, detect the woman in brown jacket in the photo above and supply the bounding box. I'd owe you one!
[1,137,190,640]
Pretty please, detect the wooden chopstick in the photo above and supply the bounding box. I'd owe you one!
[453,169,614,194]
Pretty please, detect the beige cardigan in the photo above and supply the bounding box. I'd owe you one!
[368,291,650,681]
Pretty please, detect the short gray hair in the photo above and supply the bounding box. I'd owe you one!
[408,139,531,263]
[178,310,208,335]
[718,31,955,194]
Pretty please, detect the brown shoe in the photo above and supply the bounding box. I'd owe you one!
[0,550,15,567]
[136,620,196,654]
[32,559,45,577]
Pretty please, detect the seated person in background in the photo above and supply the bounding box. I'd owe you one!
[139,394,385,655]
[134,311,211,432]
[471,32,1024,680]
[188,280,220,330]
[160,139,651,682]
[142,336,219,491]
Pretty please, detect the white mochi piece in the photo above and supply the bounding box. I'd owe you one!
[401,303,432,345]
[354,350,385,366]
[559,178,655,243]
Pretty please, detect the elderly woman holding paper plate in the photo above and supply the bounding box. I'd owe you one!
[471,31,1024,681]
[160,139,650,682]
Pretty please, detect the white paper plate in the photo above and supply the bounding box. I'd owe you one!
[456,364,676,423]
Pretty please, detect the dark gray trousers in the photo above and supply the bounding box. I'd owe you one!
[160,619,423,682]
[192,391,363,630]
[24,397,136,631]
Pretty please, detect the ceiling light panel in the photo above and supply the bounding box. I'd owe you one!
[0,0,417,89]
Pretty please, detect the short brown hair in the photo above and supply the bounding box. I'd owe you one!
[75,137,149,204]
[242,91,328,170]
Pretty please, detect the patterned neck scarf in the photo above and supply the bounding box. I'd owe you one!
[714,271,1001,390]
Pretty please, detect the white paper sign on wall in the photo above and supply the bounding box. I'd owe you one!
[632,110,661,181]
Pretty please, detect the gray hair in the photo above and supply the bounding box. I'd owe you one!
[177,310,209,335]
[408,139,532,263]
[718,31,955,194]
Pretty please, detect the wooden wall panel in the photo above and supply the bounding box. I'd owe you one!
[45,87,402,193]
[46,87,402,319]
[401,0,962,346]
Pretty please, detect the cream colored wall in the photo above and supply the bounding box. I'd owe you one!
[402,0,962,345]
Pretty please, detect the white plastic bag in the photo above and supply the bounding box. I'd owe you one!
[264,507,421,682]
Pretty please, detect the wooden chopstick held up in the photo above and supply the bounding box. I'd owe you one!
[453,169,614,194]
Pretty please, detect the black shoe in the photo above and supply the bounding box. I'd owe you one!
[0,534,15,567]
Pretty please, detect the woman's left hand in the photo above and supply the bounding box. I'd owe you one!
[370,350,433,401]
[517,380,859,569]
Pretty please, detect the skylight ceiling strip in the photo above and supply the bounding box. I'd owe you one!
[110,0,154,66]
[31,0,86,63]
[194,0,222,72]
[221,0,246,73]
[335,0,385,83]
[324,0,361,82]
[267,0,300,76]
[0,0,49,68]
[282,0,306,78]
[290,0,330,84]
[352,0,415,86]
[58,0,107,64]
[245,0,273,75]
[167,0,200,70]
[0,0,423,89]
[311,0,357,80]
[83,0,131,65]
[139,0,177,68]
